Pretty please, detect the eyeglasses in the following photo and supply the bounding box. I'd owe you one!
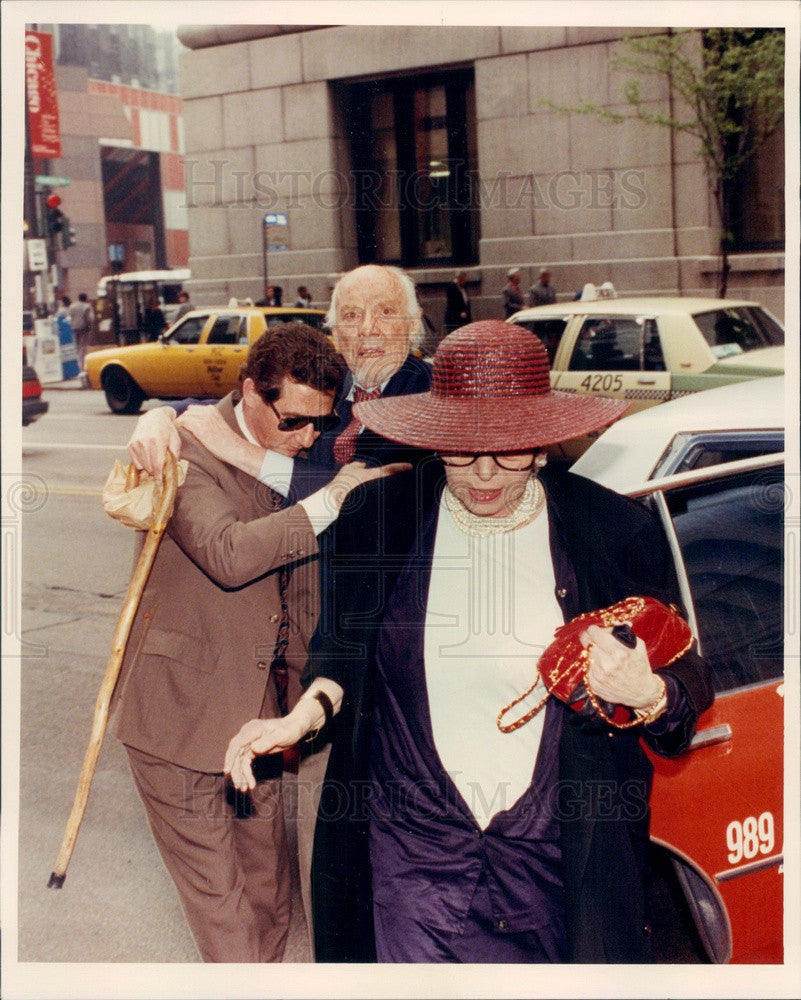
[268,400,340,433]
[438,452,536,471]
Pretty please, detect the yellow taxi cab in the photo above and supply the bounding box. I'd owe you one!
[85,304,328,414]
[508,284,784,459]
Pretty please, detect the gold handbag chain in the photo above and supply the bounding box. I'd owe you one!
[497,597,692,733]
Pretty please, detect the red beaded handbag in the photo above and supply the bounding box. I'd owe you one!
[497,596,693,732]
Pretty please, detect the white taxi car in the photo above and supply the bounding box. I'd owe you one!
[509,286,784,459]
[572,376,787,963]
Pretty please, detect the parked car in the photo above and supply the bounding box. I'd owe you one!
[22,351,48,426]
[85,305,328,414]
[572,377,785,963]
[509,289,784,459]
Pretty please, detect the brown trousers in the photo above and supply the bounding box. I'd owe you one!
[126,745,290,963]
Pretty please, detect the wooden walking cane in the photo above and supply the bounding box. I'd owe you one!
[48,451,179,888]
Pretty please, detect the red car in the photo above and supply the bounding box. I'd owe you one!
[573,377,786,963]
[22,350,48,426]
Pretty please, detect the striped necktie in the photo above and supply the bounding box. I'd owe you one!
[332,385,382,464]
[269,488,291,716]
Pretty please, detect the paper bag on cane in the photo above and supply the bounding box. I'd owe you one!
[102,459,188,530]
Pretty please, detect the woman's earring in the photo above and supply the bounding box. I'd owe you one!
[534,452,548,471]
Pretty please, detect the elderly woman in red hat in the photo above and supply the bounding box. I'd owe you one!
[226,320,713,965]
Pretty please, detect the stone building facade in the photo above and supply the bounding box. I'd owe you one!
[176,24,785,325]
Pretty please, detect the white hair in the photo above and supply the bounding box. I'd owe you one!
[326,264,424,348]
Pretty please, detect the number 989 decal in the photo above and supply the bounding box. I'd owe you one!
[726,812,775,864]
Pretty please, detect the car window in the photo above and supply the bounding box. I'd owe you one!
[658,431,785,477]
[570,317,664,371]
[666,466,783,693]
[511,319,567,364]
[692,307,784,358]
[265,311,324,329]
[169,315,207,345]
[206,314,240,345]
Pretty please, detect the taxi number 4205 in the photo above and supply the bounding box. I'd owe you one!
[726,812,775,864]
[579,374,623,392]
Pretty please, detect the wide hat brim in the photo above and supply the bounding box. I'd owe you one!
[354,389,629,453]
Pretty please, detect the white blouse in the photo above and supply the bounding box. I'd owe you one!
[423,494,564,829]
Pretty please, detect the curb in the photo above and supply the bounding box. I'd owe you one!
[42,377,91,390]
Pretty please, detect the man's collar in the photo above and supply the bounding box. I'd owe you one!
[234,399,260,445]
[345,359,412,401]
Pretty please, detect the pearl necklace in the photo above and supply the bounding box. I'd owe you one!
[443,475,546,536]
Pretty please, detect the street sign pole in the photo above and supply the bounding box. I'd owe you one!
[262,213,288,302]
[262,215,269,302]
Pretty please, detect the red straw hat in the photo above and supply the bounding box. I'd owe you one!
[354,320,630,452]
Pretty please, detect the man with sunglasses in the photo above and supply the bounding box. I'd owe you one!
[108,323,406,963]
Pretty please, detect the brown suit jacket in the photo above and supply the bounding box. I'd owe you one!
[109,394,320,772]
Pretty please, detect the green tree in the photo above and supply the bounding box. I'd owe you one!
[552,29,784,297]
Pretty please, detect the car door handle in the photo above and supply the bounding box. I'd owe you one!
[636,378,656,385]
[688,723,732,751]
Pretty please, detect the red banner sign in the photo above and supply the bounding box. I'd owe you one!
[25,30,62,159]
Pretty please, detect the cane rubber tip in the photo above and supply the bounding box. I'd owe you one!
[47,872,65,889]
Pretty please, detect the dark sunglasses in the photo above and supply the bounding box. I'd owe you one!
[438,452,537,471]
[268,400,340,433]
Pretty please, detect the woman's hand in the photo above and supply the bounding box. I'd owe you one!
[579,624,664,710]
[127,407,181,482]
[224,715,307,792]
[225,680,344,792]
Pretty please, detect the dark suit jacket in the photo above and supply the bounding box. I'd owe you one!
[289,353,433,499]
[443,281,471,332]
[109,394,321,773]
[306,459,714,962]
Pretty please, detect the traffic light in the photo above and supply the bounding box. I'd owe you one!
[62,220,77,248]
[46,204,65,235]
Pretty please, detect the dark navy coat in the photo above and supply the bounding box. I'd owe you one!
[305,459,714,963]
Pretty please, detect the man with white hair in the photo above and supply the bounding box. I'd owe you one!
[316,263,431,467]
[501,267,524,317]
[128,264,431,483]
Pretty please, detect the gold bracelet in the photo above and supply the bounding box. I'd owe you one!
[634,675,668,725]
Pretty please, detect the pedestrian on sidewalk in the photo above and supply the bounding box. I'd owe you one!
[68,293,95,370]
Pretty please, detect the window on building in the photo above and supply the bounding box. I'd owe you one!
[728,127,785,252]
[344,69,478,268]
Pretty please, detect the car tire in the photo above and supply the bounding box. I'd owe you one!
[102,367,146,415]
[645,843,732,963]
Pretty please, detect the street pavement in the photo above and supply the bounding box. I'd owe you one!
[10,383,312,969]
